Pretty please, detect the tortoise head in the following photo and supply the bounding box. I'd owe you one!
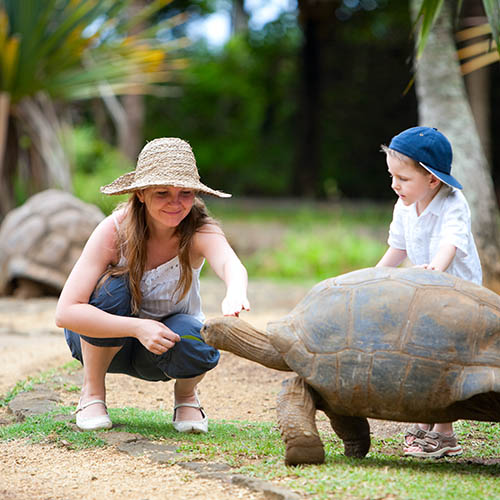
[201,316,291,372]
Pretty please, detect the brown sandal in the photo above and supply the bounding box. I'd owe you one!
[404,431,463,458]
[404,424,431,446]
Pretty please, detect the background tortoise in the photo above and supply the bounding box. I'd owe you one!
[0,189,104,298]
[202,267,500,465]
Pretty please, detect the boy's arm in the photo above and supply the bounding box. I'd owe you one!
[376,247,407,268]
[425,243,457,272]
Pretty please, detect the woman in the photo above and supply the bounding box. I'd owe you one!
[55,137,250,433]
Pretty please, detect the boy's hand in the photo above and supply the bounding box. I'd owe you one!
[413,264,436,270]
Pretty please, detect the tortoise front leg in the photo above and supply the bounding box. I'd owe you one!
[277,376,325,466]
[319,404,371,458]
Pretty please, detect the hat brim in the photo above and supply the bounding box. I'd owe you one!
[100,170,231,198]
[419,163,462,190]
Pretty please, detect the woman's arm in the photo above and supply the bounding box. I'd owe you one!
[55,215,179,354]
[193,224,250,316]
[376,247,407,268]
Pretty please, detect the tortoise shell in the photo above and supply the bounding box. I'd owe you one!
[267,267,500,423]
[0,189,104,297]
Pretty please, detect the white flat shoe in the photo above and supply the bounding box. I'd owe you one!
[74,399,112,431]
[172,395,208,434]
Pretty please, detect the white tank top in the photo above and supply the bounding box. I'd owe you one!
[139,255,204,322]
[113,213,205,322]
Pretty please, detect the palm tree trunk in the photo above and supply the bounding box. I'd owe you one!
[410,0,500,290]
[14,94,72,193]
[0,92,12,216]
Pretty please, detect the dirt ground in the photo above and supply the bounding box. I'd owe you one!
[0,278,407,500]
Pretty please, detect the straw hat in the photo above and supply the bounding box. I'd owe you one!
[100,138,231,198]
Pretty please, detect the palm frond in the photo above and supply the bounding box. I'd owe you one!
[0,0,187,103]
[413,0,500,71]
[413,0,445,60]
[482,0,500,47]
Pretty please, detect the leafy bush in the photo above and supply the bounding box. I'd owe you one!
[245,226,386,281]
[66,125,130,214]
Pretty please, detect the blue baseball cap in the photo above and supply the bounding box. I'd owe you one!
[389,126,462,190]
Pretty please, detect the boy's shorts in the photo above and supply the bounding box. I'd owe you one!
[64,275,220,381]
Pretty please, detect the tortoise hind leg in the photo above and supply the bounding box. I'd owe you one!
[319,403,371,458]
[277,376,325,466]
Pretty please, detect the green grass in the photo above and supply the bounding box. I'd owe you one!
[0,412,106,449]
[1,404,498,499]
[0,360,81,408]
[1,367,499,500]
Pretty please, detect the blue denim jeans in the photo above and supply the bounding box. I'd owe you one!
[64,275,220,381]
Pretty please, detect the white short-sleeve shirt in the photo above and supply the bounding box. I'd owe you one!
[387,185,482,285]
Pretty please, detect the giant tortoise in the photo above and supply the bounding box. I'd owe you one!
[0,189,104,298]
[201,267,500,465]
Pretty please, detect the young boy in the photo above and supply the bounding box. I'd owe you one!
[376,126,482,458]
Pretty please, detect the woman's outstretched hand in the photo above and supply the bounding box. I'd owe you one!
[135,319,180,354]
[221,293,250,317]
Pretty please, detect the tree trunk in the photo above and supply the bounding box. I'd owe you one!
[461,0,491,166]
[118,0,146,161]
[0,92,12,217]
[120,94,144,161]
[464,67,491,166]
[410,0,500,290]
[14,94,72,194]
[231,0,249,35]
[292,0,334,197]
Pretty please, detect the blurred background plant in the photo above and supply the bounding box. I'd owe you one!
[0,0,193,215]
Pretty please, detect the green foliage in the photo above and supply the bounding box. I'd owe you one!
[245,226,386,281]
[0,0,183,101]
[67,125,130,214]
[145,12,301,197]
[142,5,418,200]
[207,201,392,282]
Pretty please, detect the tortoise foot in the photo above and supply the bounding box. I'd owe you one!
[343,436,370,458]
[285,435,325,466]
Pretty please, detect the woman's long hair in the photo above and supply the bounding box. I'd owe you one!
[103,193,217,315]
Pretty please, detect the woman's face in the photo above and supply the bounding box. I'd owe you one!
[138,186,196,228]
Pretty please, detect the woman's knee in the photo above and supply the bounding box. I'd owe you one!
[89,274,132,317]
[153,314,219,379]
[163,313,203,336]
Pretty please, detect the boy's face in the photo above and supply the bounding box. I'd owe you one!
[386,155,438,208]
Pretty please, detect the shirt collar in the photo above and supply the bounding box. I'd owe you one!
[415,184,452,218]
